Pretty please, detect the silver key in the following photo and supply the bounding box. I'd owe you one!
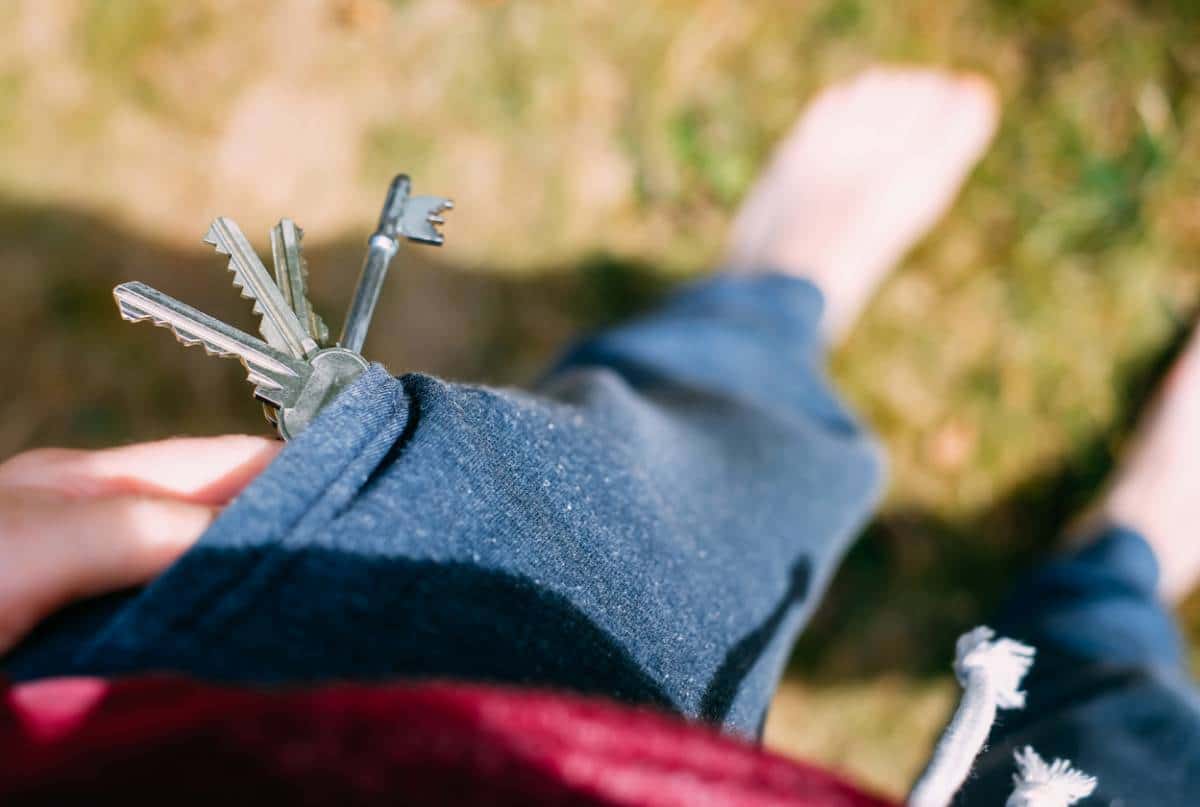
[114,174,448,441]
[339,174,452,353]
[204,217,320,359]
[113,281,311,409]
[275,347,368,440]
[270,218,330,346]
[113,282,364,438]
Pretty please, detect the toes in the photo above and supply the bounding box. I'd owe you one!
[926,76,1001,168]
[724,64,1000,278]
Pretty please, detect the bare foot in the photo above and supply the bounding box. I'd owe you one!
[1081,329,1200,602]
[726,67,999,341]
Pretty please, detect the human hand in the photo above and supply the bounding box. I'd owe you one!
[0,435,281,655]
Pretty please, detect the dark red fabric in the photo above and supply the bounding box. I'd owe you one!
[1,677,896,806]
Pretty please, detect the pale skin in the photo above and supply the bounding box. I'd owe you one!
[1,66,1195,657]
[0,436,280,654]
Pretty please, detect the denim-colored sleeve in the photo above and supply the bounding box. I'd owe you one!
[4,273,884,735]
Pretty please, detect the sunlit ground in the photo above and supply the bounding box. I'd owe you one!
[2,0,1199,797]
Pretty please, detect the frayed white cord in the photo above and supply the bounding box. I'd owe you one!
[907,627,1036,807]
[1005,746,1096,807]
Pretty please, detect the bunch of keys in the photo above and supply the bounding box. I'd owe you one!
[113,174,452,440]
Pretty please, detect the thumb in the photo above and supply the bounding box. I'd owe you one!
[0,435,282,506]
[0,492,215,655]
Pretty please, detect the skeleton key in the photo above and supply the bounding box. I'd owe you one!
[270,218,330,346]
[339,174,453,353]
[204,217,319,360]
[113,281,311,409]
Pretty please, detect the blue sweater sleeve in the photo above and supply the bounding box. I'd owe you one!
[4,273,883,735]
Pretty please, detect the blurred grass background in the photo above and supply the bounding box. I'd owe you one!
[2,0,1199,797]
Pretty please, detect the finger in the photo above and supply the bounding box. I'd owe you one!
[0,493,215,655]
[0,435,282,505]
[66,495,216,593]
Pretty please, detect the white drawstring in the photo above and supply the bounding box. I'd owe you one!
[1005,746,1097,807]
[905,626,1099,807]
[908,626,1035,807]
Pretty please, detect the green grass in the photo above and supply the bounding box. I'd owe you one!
[1,0,1199,796]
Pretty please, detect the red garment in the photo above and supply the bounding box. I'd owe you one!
[1,677,896,806]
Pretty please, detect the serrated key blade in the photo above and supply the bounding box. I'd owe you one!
[270,223,297,313]
[113,281,310,408]
[203,217,319,359]
[270,218,330,347]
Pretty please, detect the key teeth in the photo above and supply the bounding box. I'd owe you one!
[204,218,291,350]
[289,223,331,344]
[117,300,281,390]
[400,196,453,245]
[204,221,251,292]
[273,218,331,347]
[201,222,227,252]
[310,311,331,346]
